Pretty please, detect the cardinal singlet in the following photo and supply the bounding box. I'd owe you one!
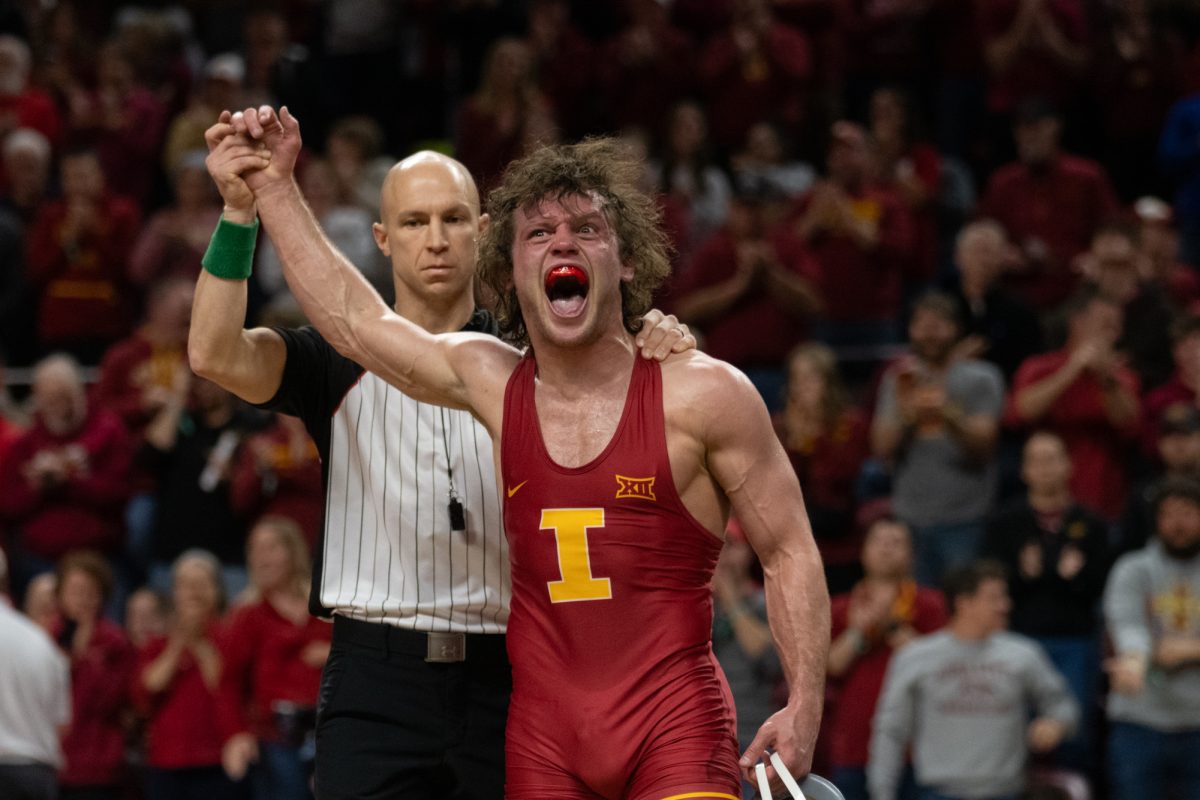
[500,354,742,800]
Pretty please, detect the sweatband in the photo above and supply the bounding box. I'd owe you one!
[201,216,259,281]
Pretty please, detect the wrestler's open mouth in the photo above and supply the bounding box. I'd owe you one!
[545,265,589,317]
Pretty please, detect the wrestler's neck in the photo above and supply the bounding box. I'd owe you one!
[392,289,476,334]
[529,327,638,398]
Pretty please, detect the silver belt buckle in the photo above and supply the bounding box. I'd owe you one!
[425,632,466,663]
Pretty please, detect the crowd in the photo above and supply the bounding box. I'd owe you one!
[1,0,1200,799]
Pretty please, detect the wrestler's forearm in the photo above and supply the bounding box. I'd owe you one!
[254,179,391,362]
[252,179,487,411]
[762,540,829,733]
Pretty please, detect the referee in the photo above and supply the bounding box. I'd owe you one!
[190,112,691,799]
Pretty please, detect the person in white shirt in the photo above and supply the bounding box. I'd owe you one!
[0,547,71,800]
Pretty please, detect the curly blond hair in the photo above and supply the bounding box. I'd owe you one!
[476,138,672,346]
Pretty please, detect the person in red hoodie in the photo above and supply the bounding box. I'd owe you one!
[219,517,331,800]
[826,515,947,800]
[791,121,916,348]
[25,149,140,363]
[54,550,135,800]
[229,418,323,552]
[133,549,235,800]
[92,278,194,435]
[1007,288,1141,520]
[0,355,131,596]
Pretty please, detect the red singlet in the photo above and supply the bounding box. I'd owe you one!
[500,355,742,800]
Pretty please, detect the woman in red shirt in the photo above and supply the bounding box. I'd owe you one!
[133,550,235,800]
[55,550,135,800]
[219,517,330,800]
[775,343,871,594]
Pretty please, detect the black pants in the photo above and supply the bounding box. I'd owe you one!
[0,764,57,800]
[314,618,511,800]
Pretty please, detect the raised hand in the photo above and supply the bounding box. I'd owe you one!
[227,105,303,194]
[204,110,271,223]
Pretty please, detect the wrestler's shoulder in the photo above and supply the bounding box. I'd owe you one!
[661,350,758,401]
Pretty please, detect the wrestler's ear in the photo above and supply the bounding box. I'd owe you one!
[372,221,390,257]
[477,212,490,236]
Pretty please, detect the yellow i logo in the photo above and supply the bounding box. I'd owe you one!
[540,508,612,603]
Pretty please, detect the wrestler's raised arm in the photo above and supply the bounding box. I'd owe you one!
[692,360,829,785]
[221,105,517,429]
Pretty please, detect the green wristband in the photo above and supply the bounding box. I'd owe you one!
[201,216,259,281]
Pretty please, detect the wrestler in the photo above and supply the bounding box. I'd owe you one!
[217,105,828,800]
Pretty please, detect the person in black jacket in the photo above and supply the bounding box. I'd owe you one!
[983,430,1111,770]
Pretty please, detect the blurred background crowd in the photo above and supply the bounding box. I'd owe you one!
[1,0,1200,799]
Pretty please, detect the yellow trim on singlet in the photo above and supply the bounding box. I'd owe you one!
[655,793,741,800]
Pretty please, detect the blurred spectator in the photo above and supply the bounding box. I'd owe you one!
[978,99,1121,310]
[93,278,193,434]
[1090,0,1188,201]
[650,100,733,256]
[672,180,820,405]
[697,0,812,151]
[0,548,70,800]
[230,415,323,551]
[1077,222,1174,389]
[868,560,1079,800]
[792,121,916,347]
[0,127,53,226]
[1103,476,1200,800]
[134,550,237,800]
[161,53,247,178]
[0,351,24,429]
[0,204,31,367]
[218,518,329,800]
[982,431,1110,769]
[1135,196,1200,312]
[872,292,1005,586]
[711,529,781,757]
[128,152,222,289]
[454,37,558,198]
[730,121,816,201]
[1122,403,1200,555]
[841,0,938,113]
[54,551,135,800]
[1142,316,1200,459]
[1159,92,1200,266]
[1007,289,1141,520]
[65,41,168,206]
[241,8,309,112]
[324,116,393,217]
[524,0,596,141]
[22,572,57,634]
[0,355,132,591]
[257,157,388,320]
[869,85,942,287]
[124,587,166,652]
[138,370,253,596]
[775,343,871,592]
[977,0,1088,118]
[0,35,62,149]
[25,148,140,363]
[949,220,1043,381]
[598,0,694,136]
[827,516,946,800]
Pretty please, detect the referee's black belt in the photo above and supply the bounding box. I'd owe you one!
[332,615,507,664]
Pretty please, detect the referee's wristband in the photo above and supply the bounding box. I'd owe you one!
[201,216,259,281]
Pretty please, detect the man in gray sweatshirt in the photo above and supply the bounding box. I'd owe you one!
[1103,476,1200,800]
[868,560,1079,800]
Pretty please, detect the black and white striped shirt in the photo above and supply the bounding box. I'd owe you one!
[259,310,509,634]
